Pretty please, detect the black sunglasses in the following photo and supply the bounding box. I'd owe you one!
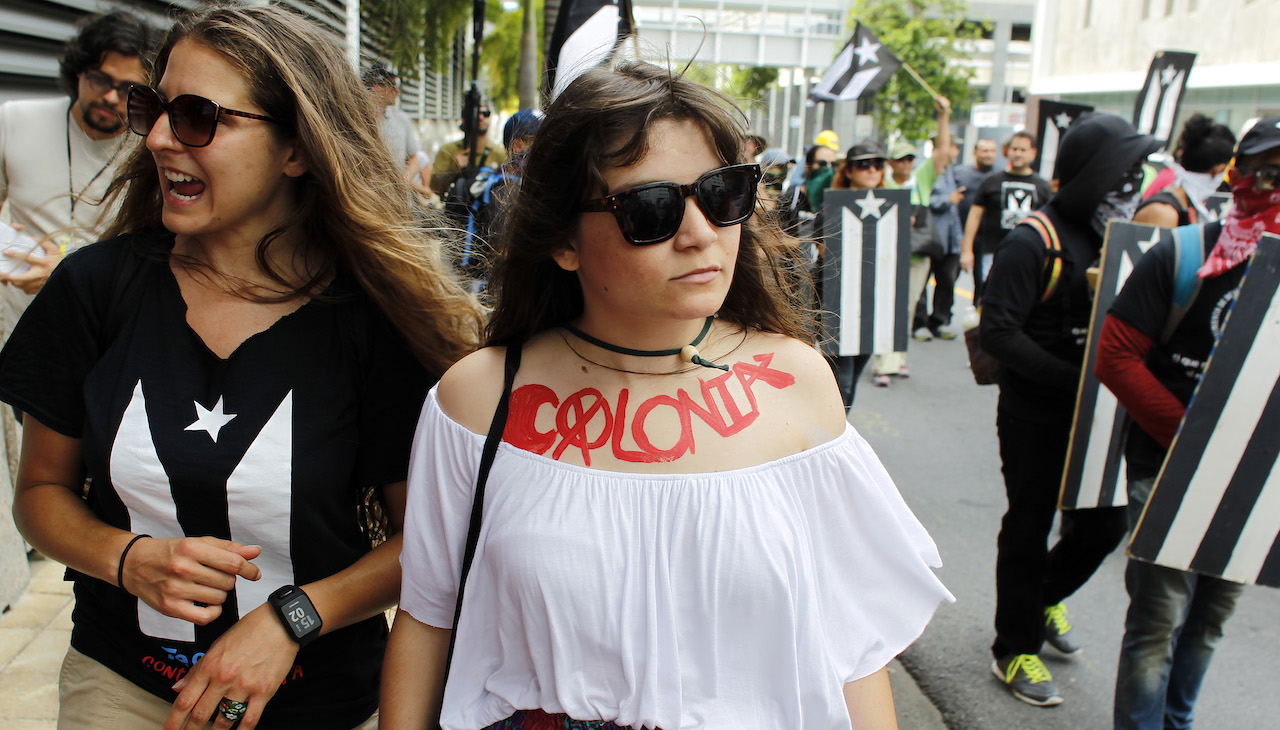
[580,164,762,245]
[1238,163,1280,192]
[127,85,279,148]
[83,69,137,96]
[850,158,886,171]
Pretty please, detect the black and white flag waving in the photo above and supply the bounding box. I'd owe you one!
[546,0,634,101]
[1034,100,1093,178]
[808,23,901,104]
[1060,221,1164,511]
[1133,51,1197,148]
[819,189,911,356]
[1130,233,1280,587]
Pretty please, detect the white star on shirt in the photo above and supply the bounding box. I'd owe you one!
[854,191,886,219]
[1137,227,1161,254]
[185,397,236,443]
[1054,112,1074,130]
[853,37,881,67]
[1160,64,1177,87]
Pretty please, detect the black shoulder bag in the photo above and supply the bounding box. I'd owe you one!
[440,341,522,689]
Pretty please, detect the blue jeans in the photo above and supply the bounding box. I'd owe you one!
[1114,478,1245,730]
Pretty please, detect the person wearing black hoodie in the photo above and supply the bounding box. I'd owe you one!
[980,114,1161,707]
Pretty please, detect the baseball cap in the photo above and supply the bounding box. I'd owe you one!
[1236,114,1280,157]
[503,108,544,150]
[888,140,917,160]
[814,129,840,151]
[846,142,887,162]
[362,64,398,88]
[758,147,793,168]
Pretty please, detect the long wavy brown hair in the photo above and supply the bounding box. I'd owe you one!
[485,60,812,347]
[103,3,481,377]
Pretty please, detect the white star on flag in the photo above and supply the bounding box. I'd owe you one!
[1137,227,1161,253]
[854,191,886,219]
[1160,64,1178,87]
[185,397,236,443]
[853,36,881,66]
[1054,112,1074,130]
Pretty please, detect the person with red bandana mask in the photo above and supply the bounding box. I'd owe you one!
[1095,114,1280,730]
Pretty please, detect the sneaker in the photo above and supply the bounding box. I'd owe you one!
[873,374,890,387]
[934,327,958,341]
[992,654,1064,707]
[1044,603,1082,655]
[893,366,910,378]
[912,327,934,342]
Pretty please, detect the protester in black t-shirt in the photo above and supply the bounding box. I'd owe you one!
[0,6,480,728]
[960,132,1052,299]
[980,113,1160,708]
[1096,115,1280,730]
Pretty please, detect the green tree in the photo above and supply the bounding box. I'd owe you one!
[848,0,983,141]
[483,0,544,111]
[362,0,472,79]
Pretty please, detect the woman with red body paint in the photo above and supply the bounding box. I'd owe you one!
[383,61,952,730]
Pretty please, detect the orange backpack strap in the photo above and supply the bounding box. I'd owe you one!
[1018,210,1063,302]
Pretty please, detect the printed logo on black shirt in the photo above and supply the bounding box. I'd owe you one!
[1000,181,1040,229]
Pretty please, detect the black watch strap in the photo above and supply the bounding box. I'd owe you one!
[269,584,322,647]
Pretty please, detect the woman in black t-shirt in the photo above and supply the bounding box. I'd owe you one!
[0,5,479,729]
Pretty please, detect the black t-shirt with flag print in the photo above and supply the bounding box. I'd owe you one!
[1109,222,1246,481]
[0,233,432,727]
[973,171,1053,255]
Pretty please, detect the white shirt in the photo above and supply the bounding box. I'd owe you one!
[0,97,131,335]
[401,389,953,730]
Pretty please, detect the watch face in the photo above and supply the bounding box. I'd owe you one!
[281,596,319,637]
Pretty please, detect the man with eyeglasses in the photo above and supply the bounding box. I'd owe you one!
[429,101,508,196]
[0,10,155,302]
[1095,114,1280,730]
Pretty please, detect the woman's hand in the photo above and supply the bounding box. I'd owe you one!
[121,536,262,625]
[3,238,63,295]
[165,603,299,730]
[960,249,974,273]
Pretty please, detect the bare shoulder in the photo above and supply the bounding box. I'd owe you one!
[1132,201,1179,228]
[437,346,509,435]
[736,331,847,438]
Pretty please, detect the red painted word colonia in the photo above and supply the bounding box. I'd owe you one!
[504,354,796,465]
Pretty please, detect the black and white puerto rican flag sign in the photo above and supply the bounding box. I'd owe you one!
[1129,233,1280,587]
[546,0,634,101]
[1060,221,1164,510]
[819,188,911,356]
[1201,192,1233,223]
[1034,100,1093,179]
[1133,50,1197,149]
[808,22,901,104]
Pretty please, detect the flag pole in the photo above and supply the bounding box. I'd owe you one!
[899,61,942,102]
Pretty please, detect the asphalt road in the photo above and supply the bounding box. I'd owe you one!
[847,290,1280,730]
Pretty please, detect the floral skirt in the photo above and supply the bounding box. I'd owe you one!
[481,709,643,729]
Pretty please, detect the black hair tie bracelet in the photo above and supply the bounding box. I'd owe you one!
[117,534,151,591]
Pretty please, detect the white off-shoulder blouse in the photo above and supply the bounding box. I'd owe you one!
[400,388,953,730]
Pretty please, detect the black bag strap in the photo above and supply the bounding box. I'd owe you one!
[440,340,523,689]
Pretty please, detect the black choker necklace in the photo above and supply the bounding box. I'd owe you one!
[563,316,729,371]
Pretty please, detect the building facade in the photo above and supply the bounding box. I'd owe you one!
[1031,0,1280,137]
